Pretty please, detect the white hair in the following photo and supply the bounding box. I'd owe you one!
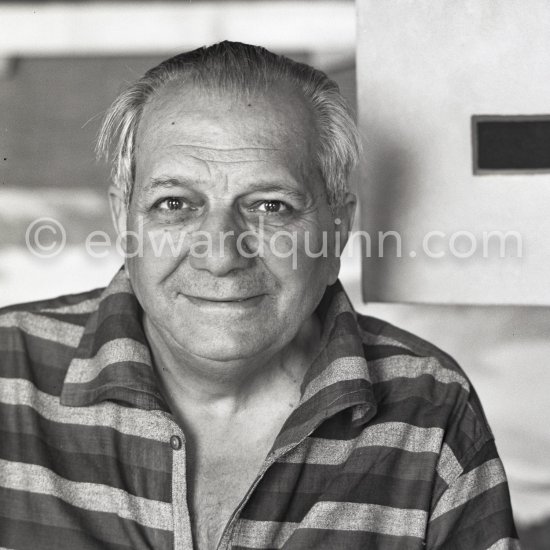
[97,41,361,207]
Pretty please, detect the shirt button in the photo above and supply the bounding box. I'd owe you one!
[170,435,182,450]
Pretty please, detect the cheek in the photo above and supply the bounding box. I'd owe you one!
[124,226,192,308]
[125,215,190,266]
[144,227,193,263]
[261,231,333,302]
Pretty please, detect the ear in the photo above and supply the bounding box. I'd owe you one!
[327,192,357,285]
[335,192,357,251]
[108,185,127,237]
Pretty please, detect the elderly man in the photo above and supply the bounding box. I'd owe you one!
[0,42,518,549]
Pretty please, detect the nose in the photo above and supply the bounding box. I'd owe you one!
[188,205,253,276]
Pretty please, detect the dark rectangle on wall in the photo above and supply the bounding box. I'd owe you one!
[473,115,550,174]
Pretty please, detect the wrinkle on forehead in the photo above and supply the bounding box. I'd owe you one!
[171,144,283,164]
[135,83,321,192]
[138,84,315,146]
[172,145,279,152]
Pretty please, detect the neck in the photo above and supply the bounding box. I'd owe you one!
[144,314,321,419]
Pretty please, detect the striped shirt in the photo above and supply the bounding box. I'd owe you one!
[0,268,519,549]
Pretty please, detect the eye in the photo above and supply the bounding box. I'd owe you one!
[254,200,291,214]
[157,197,185,211]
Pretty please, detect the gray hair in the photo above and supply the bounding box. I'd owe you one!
[97,41,361,207]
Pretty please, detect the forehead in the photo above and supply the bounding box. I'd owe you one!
[134,82,318,182]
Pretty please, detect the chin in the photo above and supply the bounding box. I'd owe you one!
[183,340,264,363]
[172,325,270,362]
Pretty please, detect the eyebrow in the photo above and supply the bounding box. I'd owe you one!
[147,177,196,191]
[240,182,308,202]
[145,176,309,202]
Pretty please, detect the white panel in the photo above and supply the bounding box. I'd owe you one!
[357,0,550,304]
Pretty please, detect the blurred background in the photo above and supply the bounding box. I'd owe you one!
[0,1,549,547]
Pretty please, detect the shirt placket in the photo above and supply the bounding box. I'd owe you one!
[215,452,278,550]
[215,426,335,549]
[156,412,193,550]
[160,418,285,550]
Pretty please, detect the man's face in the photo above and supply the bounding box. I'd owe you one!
[113,82,353,362]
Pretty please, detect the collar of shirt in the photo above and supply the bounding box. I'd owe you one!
[60,267,378,453]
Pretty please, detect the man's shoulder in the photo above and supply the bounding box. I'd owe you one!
[355,313,494,454]
[356,312,471,390]
[0,286,105,339]
[0,286,105,316]
[0,287,105,395]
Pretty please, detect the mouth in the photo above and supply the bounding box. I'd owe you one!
[183,294,265,308]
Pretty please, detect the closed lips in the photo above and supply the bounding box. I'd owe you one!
[183,294,264,302]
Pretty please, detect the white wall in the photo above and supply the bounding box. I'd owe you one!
[357,0,550,305]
